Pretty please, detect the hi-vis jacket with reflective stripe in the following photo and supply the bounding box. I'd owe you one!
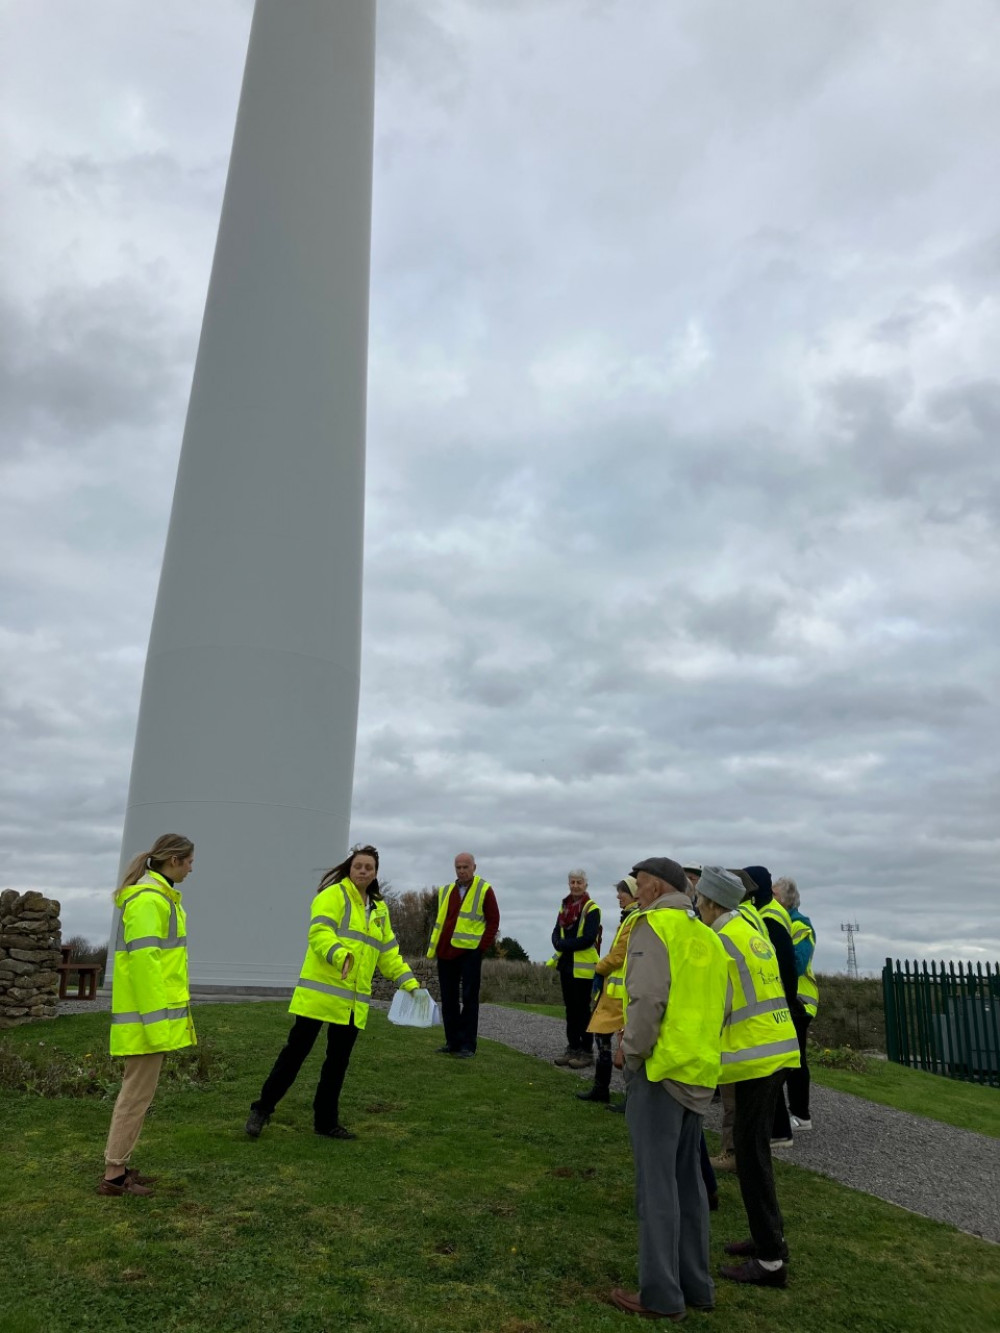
[546,899,601,979]
[110,872,195,1056]
[427,877,493,956]
[622,905,729,1088]
[759,896,794,937]
[790,910,820,1015]
[290,878,418,1029]
[716,911,800,1084]
[600,907,640,1004]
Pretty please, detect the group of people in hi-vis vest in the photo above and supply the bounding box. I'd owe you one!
[97,833,820,1319]
[98,838,500,1193]
[555,856,818,1319]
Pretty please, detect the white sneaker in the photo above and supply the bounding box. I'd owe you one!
[770,1136,794,1148]
[790,1115,812,1131]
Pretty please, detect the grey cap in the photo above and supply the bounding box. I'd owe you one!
[696,865,744,911]
[631,857,688,895]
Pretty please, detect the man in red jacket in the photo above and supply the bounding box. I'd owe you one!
[427,852,500,1058]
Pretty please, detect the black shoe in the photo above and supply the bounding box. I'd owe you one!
[315,1125,356,1140]
[576,1087,610,1103]
[245,1107,270,1139]
[724,1237,790,1262]
[435,1044,453,1054]
[452,1049,474,1059]
[606,1101,627,1114]
[719,1258,788,1287]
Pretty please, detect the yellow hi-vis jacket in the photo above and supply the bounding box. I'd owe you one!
[600,907,640,1005]
[716,911,800,1084]
[791,913,820,1016]
[426,877,492,956]
[110,872,195,1056]
[759,896,794,938]
[546,899,601,979]
[290,878,418,1029]
[622,907,729,1087]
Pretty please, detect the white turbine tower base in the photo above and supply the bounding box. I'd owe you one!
[111,0,376,989]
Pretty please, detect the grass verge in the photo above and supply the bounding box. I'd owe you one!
[810,1058,999,1138]
[1,1004,997,1333]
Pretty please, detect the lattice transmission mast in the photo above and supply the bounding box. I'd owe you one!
[841,922,861,979]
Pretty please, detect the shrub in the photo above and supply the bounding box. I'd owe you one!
[0,1038,231,1099]
[810,1041,880,1074]
[809,975,885,1052]
[479,960,563,1005]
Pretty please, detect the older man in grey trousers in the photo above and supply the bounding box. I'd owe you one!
[610,857,731,1322]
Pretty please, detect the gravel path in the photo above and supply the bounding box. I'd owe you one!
[475,1004,1000,1245]
[55,995,999,1242]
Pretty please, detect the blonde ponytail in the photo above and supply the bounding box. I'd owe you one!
[118,833,194,890]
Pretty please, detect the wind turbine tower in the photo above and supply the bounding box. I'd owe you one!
[111,0,377,988]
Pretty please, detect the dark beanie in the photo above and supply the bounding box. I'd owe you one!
[631,857,689,895]
[743,865,772,895]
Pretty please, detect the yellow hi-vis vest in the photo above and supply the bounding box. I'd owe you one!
[602,906,639,1003]
[791,914,820,1016]
[546,899,601,979]
[759,896,794,938]
[738,901,768,935]
[291,878,418,1029]
[717,912,801,1084]
[622,907,729,1087]
[426,877,492,957]
[110,872,196,1056]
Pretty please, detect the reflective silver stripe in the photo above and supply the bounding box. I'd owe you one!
[721,1037,800,1065]
[296,977,359,1003]
[396,969,417,986]
[112,1006,190,1025]
[123,935,188,952]
[451,931,482,945]
[312,915,340,929]
[116,883,176,953]
[729,996,788,1024]
[574,962,596,977]
[721,935,758,1009]
[325,945,343,965]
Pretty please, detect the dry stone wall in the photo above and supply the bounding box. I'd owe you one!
[0,889,61,1028]
[369,956,438,1002]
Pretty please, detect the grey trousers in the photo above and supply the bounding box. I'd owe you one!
[625,1066,715,1315]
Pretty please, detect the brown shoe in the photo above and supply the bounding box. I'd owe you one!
[97,1175,154,1197]
[566,1052,594,1069]
[719,1258,788,1288]
[724,1237,790,1262]
[125,1168,158,1186]
[708,1150,737,1172]
[609,1288,686,1321]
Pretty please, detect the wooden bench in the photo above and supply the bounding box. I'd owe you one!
[57,945,102,1001]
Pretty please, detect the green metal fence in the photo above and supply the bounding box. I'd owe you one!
[882,958,1000,1087]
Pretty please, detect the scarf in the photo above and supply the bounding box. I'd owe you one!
[558,892,590,931]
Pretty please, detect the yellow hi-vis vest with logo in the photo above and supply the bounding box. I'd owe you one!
[426,877,492,956]
[603,906,640,1003]
[791,914,820,1016]
[110,872,196,1056]
[717,912,801,1084]
[546,899,601,979]
[291,878,418,1029]
[622,906,729,1087]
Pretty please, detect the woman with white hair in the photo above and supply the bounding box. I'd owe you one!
[772,876,818,1130]
[547,869,602,1069]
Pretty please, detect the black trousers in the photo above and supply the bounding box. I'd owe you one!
[733,1070,788,1262]
[437,951,483,1053]
[593,1033,613,1089]
[559,968,594,1051]
[253,1014,359,1133]
[784,1011,812,1120]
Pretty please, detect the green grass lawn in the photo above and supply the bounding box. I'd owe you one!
[811,1060,999,1138]
[1,1004,997,1333]
[501,1001,565,1020]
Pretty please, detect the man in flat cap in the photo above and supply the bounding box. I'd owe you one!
[696,865,800,1288]
[610,857,730,1321]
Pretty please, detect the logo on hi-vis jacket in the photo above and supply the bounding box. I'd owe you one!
[749,935,774,961]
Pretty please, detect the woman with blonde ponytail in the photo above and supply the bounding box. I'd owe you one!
[98,834,196,1197]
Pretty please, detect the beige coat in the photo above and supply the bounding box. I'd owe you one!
[587,908,639,1034]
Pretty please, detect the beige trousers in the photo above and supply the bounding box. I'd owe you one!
[104,1052,165,1167]
[720,1083,737,1154]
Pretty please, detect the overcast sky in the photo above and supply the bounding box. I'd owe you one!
[2,0,998,975]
